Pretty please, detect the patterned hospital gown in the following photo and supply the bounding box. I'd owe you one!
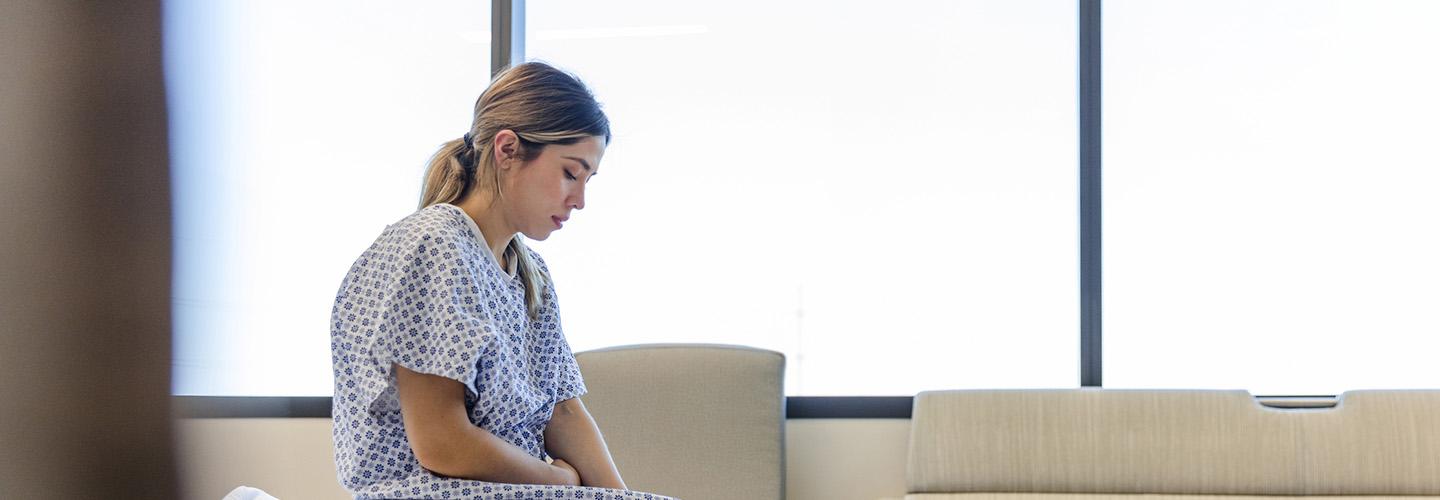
[331,203,673,500]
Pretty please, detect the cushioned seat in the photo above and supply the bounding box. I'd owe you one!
[905,389,1440,499]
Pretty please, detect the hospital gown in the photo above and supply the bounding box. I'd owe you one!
[330,203,673,500]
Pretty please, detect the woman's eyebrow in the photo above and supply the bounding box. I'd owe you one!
[562,156,592,172]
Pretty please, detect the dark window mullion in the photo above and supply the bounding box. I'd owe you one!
[491,0,525,76]
[1079,0,1103,387]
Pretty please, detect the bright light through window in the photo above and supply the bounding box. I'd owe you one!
[1104,0,1440,394]
[166,0,490,396]
[526,0,1080,396]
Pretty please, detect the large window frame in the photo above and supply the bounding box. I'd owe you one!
[177,0,1354,419]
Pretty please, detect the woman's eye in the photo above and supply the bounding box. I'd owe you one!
[564,170,577,181]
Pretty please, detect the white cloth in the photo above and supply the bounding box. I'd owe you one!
[221,486,278,500]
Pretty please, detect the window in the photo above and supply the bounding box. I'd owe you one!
[1103,0,1440,394]
[169,1,1435,402]
[167,0,491,396]
[526,0,1079,395]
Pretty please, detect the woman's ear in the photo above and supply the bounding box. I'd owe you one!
[493,129,519,169]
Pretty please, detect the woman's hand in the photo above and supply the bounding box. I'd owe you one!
[551,458,581,486]
[543,398,628,490]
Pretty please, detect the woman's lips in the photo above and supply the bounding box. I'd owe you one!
[551,216,563,229]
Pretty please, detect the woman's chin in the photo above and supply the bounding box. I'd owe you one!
[522,228,555,241]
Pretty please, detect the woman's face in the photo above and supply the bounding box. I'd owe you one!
[502,135,606,241]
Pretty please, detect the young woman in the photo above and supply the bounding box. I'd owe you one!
[330,62,670,499]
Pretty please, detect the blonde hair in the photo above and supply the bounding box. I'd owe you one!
[419,62,610,320]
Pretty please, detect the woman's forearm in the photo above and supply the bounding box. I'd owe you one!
[395,364,578,486]
[544,398,627,490]
[425,423,577,485]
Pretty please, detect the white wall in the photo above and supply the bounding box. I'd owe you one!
[176,418,909,500]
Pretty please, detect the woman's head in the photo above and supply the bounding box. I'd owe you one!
[420,61,610,212]
[418,61,609,319]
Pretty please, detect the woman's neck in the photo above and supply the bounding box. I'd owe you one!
[453,195,514,265]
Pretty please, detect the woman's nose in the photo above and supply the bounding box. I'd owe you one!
[570,189,585,210]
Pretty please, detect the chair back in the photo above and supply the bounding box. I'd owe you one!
[576,344,786,500]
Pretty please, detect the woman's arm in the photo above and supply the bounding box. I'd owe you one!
[394,364,580,486]
[543,398,627,490]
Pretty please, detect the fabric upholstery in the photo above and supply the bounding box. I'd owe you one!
[904,494,1434,500]
[908,389,1440,496]
[576,344,786,500]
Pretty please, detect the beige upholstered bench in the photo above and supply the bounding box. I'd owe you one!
[903,389,1440,500]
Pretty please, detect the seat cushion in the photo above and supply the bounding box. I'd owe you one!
[908,389,1440,495]
[905,494,1440,500]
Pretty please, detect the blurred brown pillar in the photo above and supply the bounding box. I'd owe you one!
[1,1,176,498]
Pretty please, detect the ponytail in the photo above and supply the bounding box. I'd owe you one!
[417,138,466,210]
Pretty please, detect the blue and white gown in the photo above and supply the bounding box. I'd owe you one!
[331,203,672,500]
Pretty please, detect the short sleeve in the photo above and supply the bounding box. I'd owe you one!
[553,333,587,402]
[374,230,496,406]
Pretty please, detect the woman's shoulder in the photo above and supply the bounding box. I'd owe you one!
[380,204,476,250]
[391,203,468,233]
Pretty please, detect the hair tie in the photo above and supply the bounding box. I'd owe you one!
[457,133,477,178]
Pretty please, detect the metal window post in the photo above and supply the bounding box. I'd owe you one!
[1079,0,1103,387]
[492,0,525,77]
